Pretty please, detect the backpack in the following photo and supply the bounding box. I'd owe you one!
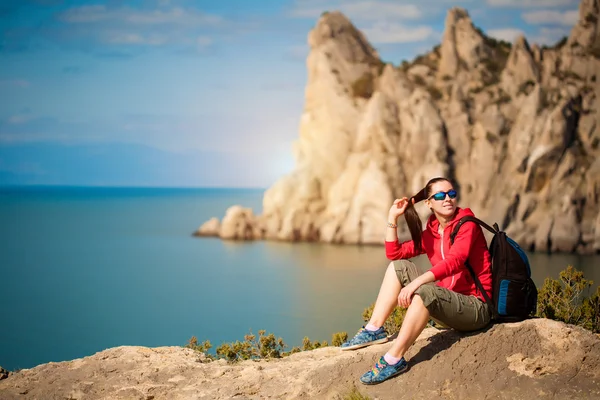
[450,216,538,323]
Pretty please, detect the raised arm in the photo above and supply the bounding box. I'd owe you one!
[385,197,425,260]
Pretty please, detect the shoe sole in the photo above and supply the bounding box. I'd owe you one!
[340,337,389,351]
[360,365,410,385]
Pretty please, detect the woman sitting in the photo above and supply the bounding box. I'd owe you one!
[341,177,492,385]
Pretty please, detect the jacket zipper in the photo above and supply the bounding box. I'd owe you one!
[440,230,445,259]
[440,228,455,289]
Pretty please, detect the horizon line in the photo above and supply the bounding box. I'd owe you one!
[0,184,268,190]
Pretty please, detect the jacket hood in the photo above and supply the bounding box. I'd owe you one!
[426,207,474,237]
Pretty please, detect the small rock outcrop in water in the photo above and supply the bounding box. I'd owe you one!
[196,0,600,254]
[0,319,599,399]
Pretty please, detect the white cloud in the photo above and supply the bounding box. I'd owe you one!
[337,2,422,21]
[529,27,571,46]
[522,9,579,26]
[55,4,224,49]
[487,28,524,42]
[105,32,168,45]
[59,5,109,23]
[487,0,577,7]
[196,36,212,48]
[289,0,423,21]
[362,22,435,43]
[59,5,223,26]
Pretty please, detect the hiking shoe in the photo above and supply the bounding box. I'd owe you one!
[360,356,409,385]
[340,326,388,351]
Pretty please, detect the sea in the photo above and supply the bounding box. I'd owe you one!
[1,186,599,371]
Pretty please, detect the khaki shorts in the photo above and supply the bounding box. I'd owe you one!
[394,260,491,332]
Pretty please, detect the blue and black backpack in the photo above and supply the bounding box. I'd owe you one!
[450,216,538,323]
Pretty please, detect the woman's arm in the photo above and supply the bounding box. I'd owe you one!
[398,271,435,308]
[384,197,425,260]
[385,239,423,260]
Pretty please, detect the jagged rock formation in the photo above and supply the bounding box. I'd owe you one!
[196,0,600,254]
[1,319,599,399]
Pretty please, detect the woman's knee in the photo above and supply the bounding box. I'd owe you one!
[387,261,396,274]
[414,285,438,310]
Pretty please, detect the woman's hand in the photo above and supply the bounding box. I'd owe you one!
[398,281,420,308]
[388,197,413,222]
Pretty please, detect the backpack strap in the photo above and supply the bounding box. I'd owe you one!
[450,216,498,243]
[450,217,496,316]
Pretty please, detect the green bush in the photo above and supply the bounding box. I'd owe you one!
[413,75,426,86]
[332,331,348,347]
[186,330,352,363]
[215,330,287,362]
[517,80,536,96]
[302,336,328,350]
[351,73,374,98]
[546,36,568,50]
[412,53,437,69]
[185,336,214,361]
[589,44,600,59]
[362,303,407,335]
[585,12,598,24]
[372,59,387,76]
[536,266,599,332]
[495,93,511,105]
[427,86,443,100]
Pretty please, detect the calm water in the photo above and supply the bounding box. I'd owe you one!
[0,186,599,371]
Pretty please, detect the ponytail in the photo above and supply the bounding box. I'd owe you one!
[404,187,428,252]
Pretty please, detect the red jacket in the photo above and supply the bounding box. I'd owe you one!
[385,207,492,302]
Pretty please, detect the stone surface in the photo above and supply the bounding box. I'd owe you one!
[1,319,599,400]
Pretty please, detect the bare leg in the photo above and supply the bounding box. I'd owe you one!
[386,294,430,358]
[367,262,402,328]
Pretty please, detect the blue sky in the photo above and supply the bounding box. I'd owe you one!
[0,0,580,188]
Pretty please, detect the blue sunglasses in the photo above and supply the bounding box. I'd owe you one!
[429,189,457,201]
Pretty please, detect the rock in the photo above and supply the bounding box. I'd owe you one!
[196,0,600,254]
[437,8,487,80]
[219,206,257,240]
[501,35,539,97]
[0,367,9,381]
[567,0,600,54]
[1,319,599,399]
[192,217,220,237]
[550,200,581,253]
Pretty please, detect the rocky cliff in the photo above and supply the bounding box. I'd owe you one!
[1,319,599,399]
[196,0,600,254]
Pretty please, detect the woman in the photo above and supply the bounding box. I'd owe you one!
[341,177,492,385]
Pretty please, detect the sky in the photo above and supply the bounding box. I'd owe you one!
[0,0,581,188]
